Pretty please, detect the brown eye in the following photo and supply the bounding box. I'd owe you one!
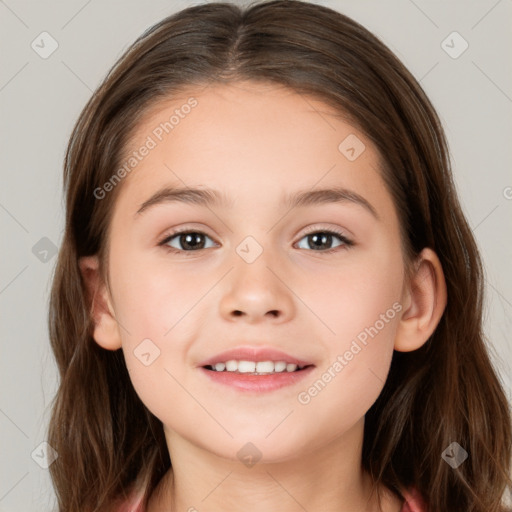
[296,230,353,252]
[161,231,216,252]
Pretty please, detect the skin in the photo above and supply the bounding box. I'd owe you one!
[80,81,447,512]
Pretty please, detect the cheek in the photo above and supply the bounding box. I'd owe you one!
[108,252,204,416]
[306,244,404,345]
[110,248,209,342]
[297,294,400,443]
[300,248,403,413]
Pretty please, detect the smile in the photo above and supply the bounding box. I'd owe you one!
[200,363,315,392]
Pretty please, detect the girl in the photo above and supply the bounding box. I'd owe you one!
[47,1,512,511]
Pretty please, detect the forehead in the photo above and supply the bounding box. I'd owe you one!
[113,80,391,220]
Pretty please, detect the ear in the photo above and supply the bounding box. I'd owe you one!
[78,255,122,351]
[394,248,447,352]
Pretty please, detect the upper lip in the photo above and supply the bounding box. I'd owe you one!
[197,346,315,368]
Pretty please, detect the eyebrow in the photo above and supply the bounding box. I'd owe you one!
[135,185,379,219]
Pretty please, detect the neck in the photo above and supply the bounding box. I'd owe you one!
[147,418,402,512]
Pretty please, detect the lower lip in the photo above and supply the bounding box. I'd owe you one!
[199,366,315,392]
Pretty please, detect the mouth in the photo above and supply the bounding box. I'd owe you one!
[197,346,315,374]
[197,346,316,392]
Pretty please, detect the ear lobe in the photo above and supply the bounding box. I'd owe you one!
[394,248,447,352]
[78,255,122,351]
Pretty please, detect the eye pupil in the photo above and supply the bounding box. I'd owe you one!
[309,233,332,250]
[181,233,205,250]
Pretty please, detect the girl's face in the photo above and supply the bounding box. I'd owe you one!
[102,81,408,462]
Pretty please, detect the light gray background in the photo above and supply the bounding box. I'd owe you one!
[1,1,511,510]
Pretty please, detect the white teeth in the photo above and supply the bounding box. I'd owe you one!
[225,360,238,371]
[274,361,287,372]
[256,361,274,373]
[208,360,303,374]
[238,360,256,373]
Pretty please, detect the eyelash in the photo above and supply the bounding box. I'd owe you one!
[158,226,354,256]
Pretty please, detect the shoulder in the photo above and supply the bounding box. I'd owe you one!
[400,487,428,512]
[115,497,144,512]
[114,485,145,512]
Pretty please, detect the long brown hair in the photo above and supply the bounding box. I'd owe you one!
[47,1,512,510]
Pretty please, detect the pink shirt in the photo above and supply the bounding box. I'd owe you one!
[401,487,428,512]
[117,487,427,511]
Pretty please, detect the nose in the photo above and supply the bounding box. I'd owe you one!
[218,246,295,324]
